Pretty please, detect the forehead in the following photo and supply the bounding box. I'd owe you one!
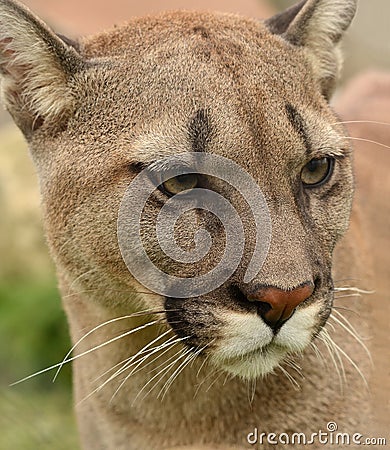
[79,11,342,165]
[81,10,316,106]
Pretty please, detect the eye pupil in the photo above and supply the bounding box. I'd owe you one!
[301,157,334,187]
[307,160,321,172]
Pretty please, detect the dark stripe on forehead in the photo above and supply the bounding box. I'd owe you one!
[188,109,211,153]
[285,103,311,155]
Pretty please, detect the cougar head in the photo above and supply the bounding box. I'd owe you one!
[0,0,356,379]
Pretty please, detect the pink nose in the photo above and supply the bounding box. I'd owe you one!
[248,283,314,328]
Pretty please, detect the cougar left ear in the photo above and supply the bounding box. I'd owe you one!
[265,0,357,99]
[0,0,84,138]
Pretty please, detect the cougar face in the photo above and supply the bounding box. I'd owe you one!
[0,0,355,382]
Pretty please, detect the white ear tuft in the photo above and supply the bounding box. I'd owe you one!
[266,0,357,99]
[0,0,84,136]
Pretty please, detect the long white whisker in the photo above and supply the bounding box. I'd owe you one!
[159,344,206,400]
[331,309,363,338]
[343,136,390,151]
[205,369,225,393]
[193,365,218,399]
[79,337,186,407]
[12,318,163,386]
[68,269,97,294]
[332,306,361,317]
[110,341,189,404]
[333,286,374,295]
[110,336,191,400]
[318,330,344,391]
[94,330,175,387]
[53,309,166,381]
[159,349,198,400]
[132,345,190,405]
[328,338,369,389]
[310,342,326,367]
[248,379,257,405]
[278,365,300,391]
[329,313,372,364]
[284,357,304,379]
[333,120,390,127]
[107,330,174,381]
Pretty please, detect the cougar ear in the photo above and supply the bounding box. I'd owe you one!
[265,0,357,99]
[0,0,84,137]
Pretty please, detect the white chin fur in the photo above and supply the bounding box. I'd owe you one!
[217,345,288,379]
[212,304,321,379]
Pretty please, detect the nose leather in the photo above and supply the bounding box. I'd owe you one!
[248,283,314,328]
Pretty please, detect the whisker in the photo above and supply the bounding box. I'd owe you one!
[68,269,97,294]
[329,312,372,365]
[132,345,190,405]
[284,356,304,379]
[331,309,362,337]
[158,348,199,400]
[53,308,168,381]
[94,330,175,388]
[196,340,215,378]
[317,330,344,391]
[278,365,300,391]
[248,379,257,405]
[223,372,233,386]
[62,287,164,300]
[309,342,326,367]
[109,338,190,404]
[329,338,369,389]
[332,306,361,317]
[333,120,390,127]
[333,286,374,295]
[342,136,390,151]
[12,318,164,386]
[205,369,225,393]
[193,365,218,399]
[158,345,207,399]
[115,336,180,380]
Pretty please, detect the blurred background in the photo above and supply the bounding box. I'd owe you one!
[0,0,389,448]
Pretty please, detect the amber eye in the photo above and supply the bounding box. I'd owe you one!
[301,157,334,187]
[162,173,199,195]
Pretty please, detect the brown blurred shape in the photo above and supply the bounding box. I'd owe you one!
[22,0,275,35]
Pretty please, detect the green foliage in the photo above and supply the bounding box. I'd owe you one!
[0,277,79,449]
[0,120,78,449]
[0,388,80,450]
[0,277,72,388]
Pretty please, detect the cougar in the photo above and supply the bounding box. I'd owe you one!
[1,0,388,448]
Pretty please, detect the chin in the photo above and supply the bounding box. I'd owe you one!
[215,344,289,379]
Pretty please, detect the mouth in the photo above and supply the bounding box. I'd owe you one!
[209,302,326,379]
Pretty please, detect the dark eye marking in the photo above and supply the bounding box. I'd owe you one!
[188,108,212,153]
[285,103,312,156]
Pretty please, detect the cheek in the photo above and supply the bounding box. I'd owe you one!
[308,188,353,248]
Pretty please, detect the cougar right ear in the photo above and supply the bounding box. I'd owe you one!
[265,0,357,99]
[0,0,84,137]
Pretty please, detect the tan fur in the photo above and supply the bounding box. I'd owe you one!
[1,0,388,448]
